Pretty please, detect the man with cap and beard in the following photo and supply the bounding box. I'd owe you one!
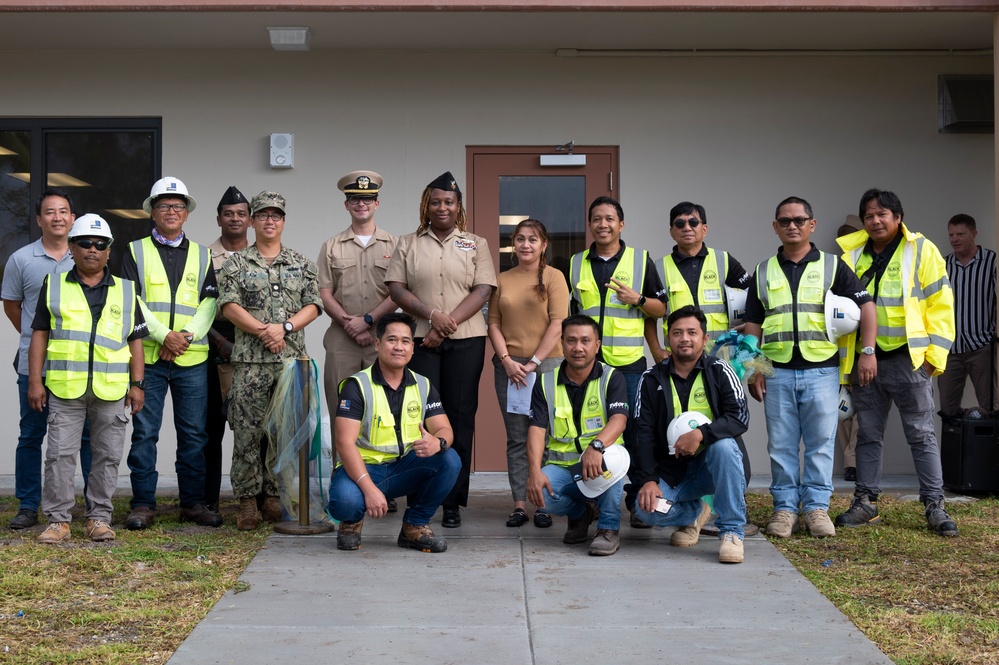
[317,171,399,506]
[217,191,324,530]
[204,186,251,514]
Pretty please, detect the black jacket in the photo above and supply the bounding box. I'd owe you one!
[633,353,750,488]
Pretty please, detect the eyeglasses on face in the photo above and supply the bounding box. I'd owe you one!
[154,203,187,213]
[73,238,111,250]
[776,216,811,228]
[253,212,285,222]
[347,196,377,206]
[671,218,701,229]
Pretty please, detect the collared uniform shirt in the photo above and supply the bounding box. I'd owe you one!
[946,246,997,354]
[317,226,397,317]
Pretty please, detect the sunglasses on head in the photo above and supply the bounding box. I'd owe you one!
[73,238,111,250]
[671,218,702,229]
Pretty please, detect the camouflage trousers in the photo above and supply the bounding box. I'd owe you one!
[228,362,283,499]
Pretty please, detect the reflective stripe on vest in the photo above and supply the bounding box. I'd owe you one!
[658,248,730,339]
[540,363,623,467]
[569,247,647,365]
[131,237,210,365]
[849,237,924,352]
[344,367,430,465]
[46,274,135,401]
[757,252,838,363]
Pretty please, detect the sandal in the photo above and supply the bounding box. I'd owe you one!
[506,508,529,527]
[533,511,553,528]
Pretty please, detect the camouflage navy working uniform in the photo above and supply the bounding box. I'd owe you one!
[216,245,323,500]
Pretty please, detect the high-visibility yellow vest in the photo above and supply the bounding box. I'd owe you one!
[756,252,838,363]
[668,371,715,422]
[540,363,624,467]
[658,248,730,339]
[569,247,647,366]
[342,367,430,465]
[130,237,210,366]
[45,273,136,401]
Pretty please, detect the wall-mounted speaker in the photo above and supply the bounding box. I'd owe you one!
[270,133,295,168]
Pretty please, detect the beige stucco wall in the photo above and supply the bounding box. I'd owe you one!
[0,47,993,482]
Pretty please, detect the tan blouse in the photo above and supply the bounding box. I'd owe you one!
[488,264,569,358]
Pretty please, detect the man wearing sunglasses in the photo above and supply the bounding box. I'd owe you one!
[121,177,222,530]
[29,215,147,543]
[648,202,753,363]
[744,197,876,540]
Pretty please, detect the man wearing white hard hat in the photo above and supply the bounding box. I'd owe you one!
[744,196,876,540]
[526,315,630,556]
[28,215,147,543]
[120,176,222,529]
[633,306,750,563]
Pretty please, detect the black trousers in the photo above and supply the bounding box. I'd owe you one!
[204,361,226,507]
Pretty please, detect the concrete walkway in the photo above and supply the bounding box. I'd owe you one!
[165,474,897,665]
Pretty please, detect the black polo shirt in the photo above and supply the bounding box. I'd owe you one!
[337,362,445,446]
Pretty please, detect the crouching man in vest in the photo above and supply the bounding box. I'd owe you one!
[633,306,750,563]
[527,315,630,556]
[28,215,147,543]
[328,312,460,553]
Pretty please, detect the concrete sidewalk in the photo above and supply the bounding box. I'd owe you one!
[166,474,896,665]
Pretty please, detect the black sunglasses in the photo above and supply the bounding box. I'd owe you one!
[73,238,111,250]
[671,218,702,229]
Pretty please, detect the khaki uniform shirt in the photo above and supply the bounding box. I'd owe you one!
[386,227,497,339]
[316,226,397,317]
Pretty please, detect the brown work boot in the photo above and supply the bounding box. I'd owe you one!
[588,529,620,556]
[37,522,71,544]
[397,522,448,553]
[766,510,800,538]
[85,519,116,542]
[124,506,155,530]
[337,520,364,550]
[236,498,259,531]
[670,500,713,547]
[261,496,282,523]
[563,501,596,544]
[803,509,836,538]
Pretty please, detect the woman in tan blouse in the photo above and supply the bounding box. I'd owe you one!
[487,219,569,527]
[386,172,496,528]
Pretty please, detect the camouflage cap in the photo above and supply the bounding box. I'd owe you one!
[250,190,286,216]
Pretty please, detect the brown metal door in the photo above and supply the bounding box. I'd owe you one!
[465,145,619,471]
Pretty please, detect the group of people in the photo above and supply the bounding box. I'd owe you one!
[4,171,990,562]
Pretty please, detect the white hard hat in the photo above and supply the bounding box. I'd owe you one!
[68,214,114,241]
[824,292,861,343]
[725,287,747,327]
[667,411,712,456]
[576,444,630,499]
[837,386,854,421]
[143,176,197,214]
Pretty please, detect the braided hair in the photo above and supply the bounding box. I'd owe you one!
[417,187,467,234]
[513,218,550,301]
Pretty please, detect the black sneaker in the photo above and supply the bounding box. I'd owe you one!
[924,498,959,537]
[834,494,881,528]
[844,467,857,482]
[398,523,447,553]
[8,507,38,530]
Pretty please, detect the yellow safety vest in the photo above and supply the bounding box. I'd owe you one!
[658,248,730,340]
[45,273,136,401]
[130,237,210,366]
[669,371,715,422]
[342,367,431,465]
[540,363,624,467]
[756,252,838,363]
[569,247,647,366]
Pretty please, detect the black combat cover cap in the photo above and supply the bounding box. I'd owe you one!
[426,171,461,198]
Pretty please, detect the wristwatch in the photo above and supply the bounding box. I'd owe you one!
[130,380,146,390]
[590,439,606,453]
[637,295,647,308]
[438,437,448,453]
[283,321,294,333]
[363,313,374,327]
[861,346,875,356]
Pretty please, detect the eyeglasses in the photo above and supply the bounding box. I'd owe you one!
[154,203,187,213]
[253,212,285,222]
[671,218,701,229]
[346,196,377,206]
[73,238,111,250]
[776,216,812,228]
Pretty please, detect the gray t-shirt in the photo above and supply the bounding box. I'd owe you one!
[1,239,75,375]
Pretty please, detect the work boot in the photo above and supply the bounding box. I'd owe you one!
[765,510,800,538]
[387,498,398,513]
[630,507,652,529]
[37,522,71,544]
[803,509,836,538]
[180,503,224,528]
[261,496,282,523]
[337,520,364,550]
[924,498,959,537]
[125,506,156,530]
[236,498,259,531]
[670,500,713,547]
[85,519,116,542]
[834,494,881,528]
[563,502,596,544]
[588,529,620,556]
[397,522,448,553]
[8,507,39,530]
[441,506,461,528]
[718,533,744,564]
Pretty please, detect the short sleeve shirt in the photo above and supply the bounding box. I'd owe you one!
[529,361,630,432]
[316,226,397,315]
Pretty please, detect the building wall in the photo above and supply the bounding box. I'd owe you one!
[0,48,992,480]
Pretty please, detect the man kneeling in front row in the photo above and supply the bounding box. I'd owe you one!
[633,306,750,563]
[327,312,460,553]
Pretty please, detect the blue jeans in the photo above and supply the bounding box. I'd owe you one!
[327,449,461,526]
[16,373,92,511]
[127,360,209,508]
[620,367,643,509]
[764,366,839,513]
[635,437,747,539]
[538,463,623,530]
